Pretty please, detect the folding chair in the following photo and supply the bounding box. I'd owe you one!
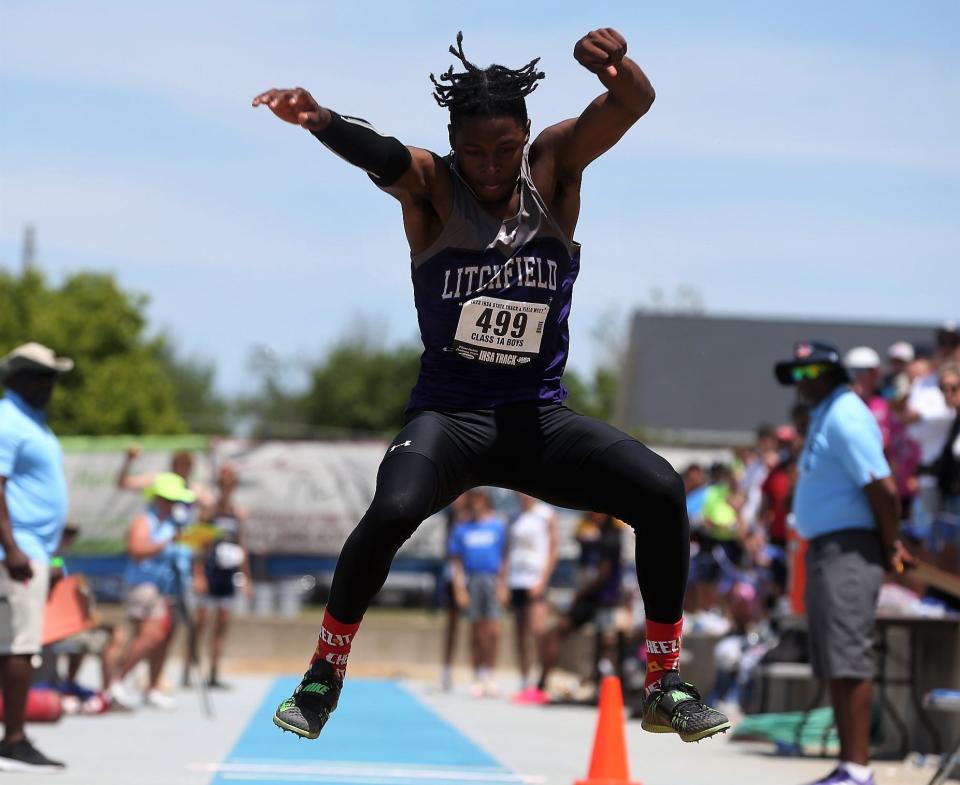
[925,689,960,785]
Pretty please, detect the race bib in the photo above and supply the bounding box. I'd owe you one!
[453,295,548,366]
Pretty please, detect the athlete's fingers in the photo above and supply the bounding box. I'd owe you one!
[579,38,609,63]
[592,29,627,69]
[594,29,625,63]
[605,65,618,78]
[603,28,627,49]
[252,90,278,107]
[268,90,290,109]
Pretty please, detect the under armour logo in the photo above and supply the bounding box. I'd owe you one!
[389,440,412,452]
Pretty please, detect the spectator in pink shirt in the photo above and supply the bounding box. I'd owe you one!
[844,347,891,447]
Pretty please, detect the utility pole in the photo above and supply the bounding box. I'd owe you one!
[21,224,36,273]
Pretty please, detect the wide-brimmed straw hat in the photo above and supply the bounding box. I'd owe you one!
[0,342,74,381]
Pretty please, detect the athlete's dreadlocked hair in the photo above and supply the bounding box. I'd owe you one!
[430,32,545,129]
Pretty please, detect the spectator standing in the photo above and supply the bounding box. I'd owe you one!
[448,489,507,698]
[108,473,195,710]
[881,341,914,402]
[116,444,213,510]
[934,363,960,512]
[532,512,624,701]
[439,494,470,691]
[741,425,777,528]
[906,338,953,534]
[775,341,909,785]
[192,464,252,688]
[506,494,557,696]
[683,463,708,525]
[0,343,72,772]
[844,347,891,448]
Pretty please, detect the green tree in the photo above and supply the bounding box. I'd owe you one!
[300,337,421,434]
[0,268,206,435]
[155,343,231,433]
[562,366,619,421]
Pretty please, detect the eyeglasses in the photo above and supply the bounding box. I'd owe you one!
[941,383,960,395]
[791,364,831,382]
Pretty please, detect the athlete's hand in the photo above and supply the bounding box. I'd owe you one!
[574,29,628,78]
[251,87,331,132]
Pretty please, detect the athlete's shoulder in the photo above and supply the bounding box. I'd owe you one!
[383,147,451,203]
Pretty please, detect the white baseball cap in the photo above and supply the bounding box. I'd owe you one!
[887,341,915,363]
[843,346,881,371]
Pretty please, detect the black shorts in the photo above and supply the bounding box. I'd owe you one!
[387,403,648,512]
[567,597,600,628]
[509,587,545,610]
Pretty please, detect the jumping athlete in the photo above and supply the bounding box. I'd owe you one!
[253,27,730,743]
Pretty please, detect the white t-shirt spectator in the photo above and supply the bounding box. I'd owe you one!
[908,374,952,471]
[507,502,553,590]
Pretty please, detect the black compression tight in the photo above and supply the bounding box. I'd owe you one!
[327,406,690,625]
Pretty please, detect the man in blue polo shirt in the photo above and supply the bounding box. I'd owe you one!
[775,341,909,785]
[0,342,73,773]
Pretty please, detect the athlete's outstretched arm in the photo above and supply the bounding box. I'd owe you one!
[536,28,655,178]
[252,87,441,201]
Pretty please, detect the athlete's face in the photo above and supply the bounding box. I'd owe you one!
[450,116,530,203]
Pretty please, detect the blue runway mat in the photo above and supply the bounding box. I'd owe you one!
[209,678,524,785]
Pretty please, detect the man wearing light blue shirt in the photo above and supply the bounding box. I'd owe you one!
[0,342,73,773]
[775,341,908,785]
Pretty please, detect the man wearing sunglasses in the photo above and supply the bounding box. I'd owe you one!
[0,343,73,773]
[774,341,909,785]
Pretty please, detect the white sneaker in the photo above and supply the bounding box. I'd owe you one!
[144,689,177,710]
[108,681,140,711]
[482,680,501,698]
[469,681,485,699]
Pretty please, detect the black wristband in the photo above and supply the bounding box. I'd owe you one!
[311,112,412,187]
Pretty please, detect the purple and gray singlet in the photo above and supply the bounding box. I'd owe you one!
[408,147,580,410]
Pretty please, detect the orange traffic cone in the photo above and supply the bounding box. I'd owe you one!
[574,676,643,785]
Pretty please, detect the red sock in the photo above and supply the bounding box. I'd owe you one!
[309,610,361,680]
[644,618,683,688]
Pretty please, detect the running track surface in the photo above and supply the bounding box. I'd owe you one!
[206,678,529,785]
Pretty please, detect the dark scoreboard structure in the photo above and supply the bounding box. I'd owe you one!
[617,312,936,444]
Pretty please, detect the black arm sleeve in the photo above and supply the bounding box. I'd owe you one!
[310,112,412,187]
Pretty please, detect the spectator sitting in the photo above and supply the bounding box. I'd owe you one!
[40,524,125,716]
